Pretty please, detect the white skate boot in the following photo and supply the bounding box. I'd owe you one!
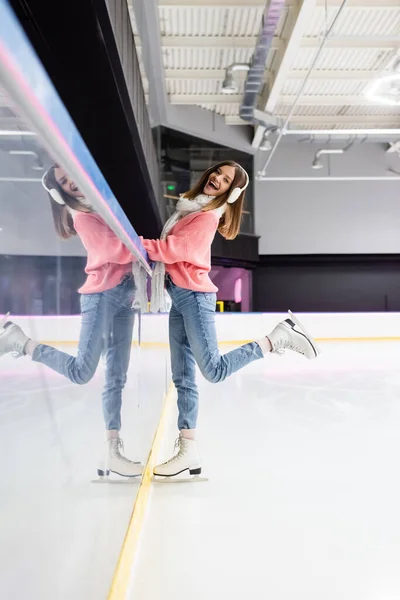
[153,434,207,483]
[267,310,319,359]
[94,438,143,482]
[0,314,30,358]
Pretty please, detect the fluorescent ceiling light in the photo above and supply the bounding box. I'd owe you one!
[222,73,238,95]
[312,157,323,169]
[0,130,36,136]
[365,74,400,107]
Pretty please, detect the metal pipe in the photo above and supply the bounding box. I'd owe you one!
[258,0,350,178]
[239,0,286,126]
[315,148,345,158]
[283,129,400,136]
[256,176,400,181]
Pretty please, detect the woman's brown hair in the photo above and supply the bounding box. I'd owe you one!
[43,164,92,239]
[183,160,248,240]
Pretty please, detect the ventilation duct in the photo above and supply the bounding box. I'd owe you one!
[238,0,286,129]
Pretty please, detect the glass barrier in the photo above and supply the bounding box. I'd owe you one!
[0,3,168,598]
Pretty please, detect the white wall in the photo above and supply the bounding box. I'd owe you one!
[13,312,400,344]
[254,142,400,255]
[0,150,85,256]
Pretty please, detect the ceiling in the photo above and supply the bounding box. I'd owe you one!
[129,0,400,147]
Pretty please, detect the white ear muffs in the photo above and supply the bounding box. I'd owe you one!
[227,168,249,204]
[41,172,65,205]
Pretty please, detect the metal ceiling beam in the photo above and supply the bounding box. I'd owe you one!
[265,0,316,114]
[129,0,168,125]
[252,0,315,149]
[170,94,242,104]
[226,114,400,126]
[170,93,387,106]
[143,35,400,50]
[302,36,400,49]
[158,0,399,6]
[159,36,281,49]
[278,95,395,106]
[164,68,379,80]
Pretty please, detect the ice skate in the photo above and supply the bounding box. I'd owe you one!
[153,434,208,483]
[0,314,30,359]
[93,437,143,483]
[267,310,319,359]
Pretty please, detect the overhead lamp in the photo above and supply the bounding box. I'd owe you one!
[222,72,238,95]
[366,60,400,107]
[221,63,249,95]
[311,145,352,170]
[0,130,36,136]
[312,156,324,169]
[259,130,272,151]
[366,74,400,107]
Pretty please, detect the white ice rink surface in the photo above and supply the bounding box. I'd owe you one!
[130,341,400,600]
[0,345,169,600]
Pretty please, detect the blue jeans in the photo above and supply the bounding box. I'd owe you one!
[32,275,136,431]
[167,278,263,430]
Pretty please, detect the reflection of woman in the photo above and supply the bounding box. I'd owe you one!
[0,164,142,479]
[141,161,318,480]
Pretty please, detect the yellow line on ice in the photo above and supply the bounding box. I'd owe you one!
[107,382,175,600]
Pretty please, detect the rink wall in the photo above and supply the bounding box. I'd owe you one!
[11,312,400,344]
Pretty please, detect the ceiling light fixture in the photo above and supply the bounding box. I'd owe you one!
[366,59,400,107]
[0,130,36,136]
[221,63,250,95]
[259,130,272,151]
[311,143,353,170]
[311,156,324,169]
[366,73,400,107]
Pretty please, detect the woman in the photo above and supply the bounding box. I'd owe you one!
[141,161,318,479]
[0,164,142,479]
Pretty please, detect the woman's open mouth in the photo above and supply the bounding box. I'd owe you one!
[208,179,219,191]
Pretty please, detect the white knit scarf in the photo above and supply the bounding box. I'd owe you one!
[149,194,226,313]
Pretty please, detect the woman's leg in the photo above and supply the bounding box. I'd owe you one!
[102,303,135,432]
[180,291,263,384]
[153,301,202,479]
[0,293,113,384]
[174,289,317,384]
[97,301,142,478]
[97,276,142,478]
[31,293,112,384]
[169,303,199,432]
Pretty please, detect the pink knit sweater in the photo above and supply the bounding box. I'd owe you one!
[73,212,136,294]
[141,211,219,292]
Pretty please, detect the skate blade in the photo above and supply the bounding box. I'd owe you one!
[91,476,141,484]
[288,310,320,357]
[153,475,208,484]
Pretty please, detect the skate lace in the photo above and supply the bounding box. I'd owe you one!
[113,438,135,464]
[273,338,304,356]
[160,436,186,466]
[0,346,23,359]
